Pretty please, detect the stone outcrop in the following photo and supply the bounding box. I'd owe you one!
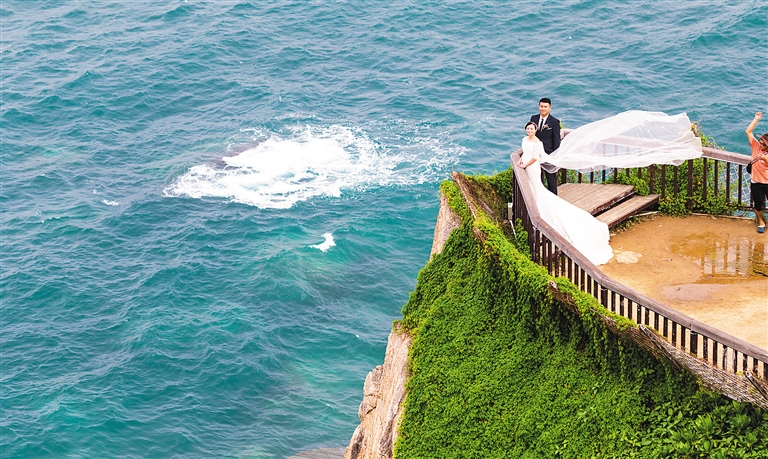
[344,328,412,459]
[430,192,462,257]
[344,192,459,459]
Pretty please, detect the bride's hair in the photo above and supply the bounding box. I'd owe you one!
[525,121,537,130]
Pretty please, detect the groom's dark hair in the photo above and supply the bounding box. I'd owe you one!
[539,97,552,105]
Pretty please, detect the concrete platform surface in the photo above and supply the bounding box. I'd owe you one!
[600,214,768,351]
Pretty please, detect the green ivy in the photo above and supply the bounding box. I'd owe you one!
[394,172,767,459]
[610,171,650,196]
[620,392,768,458]
[658,196,690,217]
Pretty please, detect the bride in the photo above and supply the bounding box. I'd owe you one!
[516,121,614,266]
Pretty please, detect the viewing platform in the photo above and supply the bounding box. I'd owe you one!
[509,142,768,409]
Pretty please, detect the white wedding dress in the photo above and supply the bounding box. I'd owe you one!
[520,137,614,266]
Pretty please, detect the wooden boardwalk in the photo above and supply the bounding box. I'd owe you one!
[558,183,659,227]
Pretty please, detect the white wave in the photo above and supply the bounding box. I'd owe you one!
[310,232,335,252]
[164,124,462,209]
[101,199,120,206]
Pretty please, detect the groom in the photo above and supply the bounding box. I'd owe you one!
[530,97,561,195]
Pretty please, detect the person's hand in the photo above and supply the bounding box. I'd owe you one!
[756,112,763,120]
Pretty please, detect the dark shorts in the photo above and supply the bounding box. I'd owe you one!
[752,182,768,210]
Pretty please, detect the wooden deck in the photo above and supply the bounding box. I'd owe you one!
[596,195,659,226]
[558,183,659,227]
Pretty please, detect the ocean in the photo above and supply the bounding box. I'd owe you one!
[1,1,766,457]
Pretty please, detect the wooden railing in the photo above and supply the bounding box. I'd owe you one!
[510,146,767,381]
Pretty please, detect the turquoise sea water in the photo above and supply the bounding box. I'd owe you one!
[1,1,766,457]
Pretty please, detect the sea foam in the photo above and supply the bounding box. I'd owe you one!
[309,232,335,252]
[163,124,459,209]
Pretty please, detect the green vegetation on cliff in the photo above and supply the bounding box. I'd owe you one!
[393,170,768,459]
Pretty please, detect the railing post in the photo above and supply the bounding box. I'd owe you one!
[673,166,679,198]
[722,345,728,370]
[702,158,708,203]
[690,330,699,355]
[681,326,687,351]
[687,160,694,210]
[738,165,744,207]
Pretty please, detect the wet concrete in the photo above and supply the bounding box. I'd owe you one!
[600,214,768,351]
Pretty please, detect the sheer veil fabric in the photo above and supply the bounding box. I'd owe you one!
[520,138,614,266]
[540,111,703,174]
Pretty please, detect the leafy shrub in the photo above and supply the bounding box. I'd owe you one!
[621,392,768,458]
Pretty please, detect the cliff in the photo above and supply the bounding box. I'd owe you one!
[344,171,768,458]
[343,193,461,459]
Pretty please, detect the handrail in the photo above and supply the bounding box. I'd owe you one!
[511,145,768,383]
[702,146,750,164]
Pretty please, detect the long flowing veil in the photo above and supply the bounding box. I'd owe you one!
[540,111,702,174]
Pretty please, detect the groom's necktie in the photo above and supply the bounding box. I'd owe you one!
[538,117,544,130]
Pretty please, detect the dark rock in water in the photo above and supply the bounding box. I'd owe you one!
[287,447,346,459]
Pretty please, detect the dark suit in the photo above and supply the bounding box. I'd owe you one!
[530,114,561,195]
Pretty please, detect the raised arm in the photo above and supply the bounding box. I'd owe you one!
[746,111,762,143]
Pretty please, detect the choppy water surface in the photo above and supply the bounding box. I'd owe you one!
[2,1,766,457]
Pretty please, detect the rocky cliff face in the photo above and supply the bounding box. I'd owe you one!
[343,192,460,459]
[430,192,462,258]
[343,329,411,459]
